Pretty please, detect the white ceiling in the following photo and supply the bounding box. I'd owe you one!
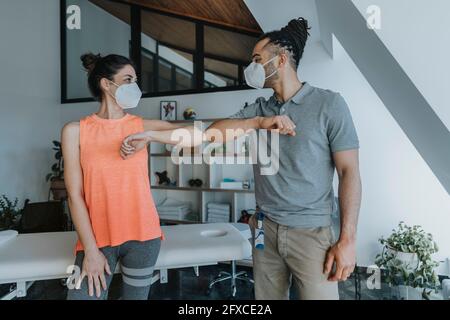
[245,0,321,42]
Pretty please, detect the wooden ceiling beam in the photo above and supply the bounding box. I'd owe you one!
[118,0,262,36]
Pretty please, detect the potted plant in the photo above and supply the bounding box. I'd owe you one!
[375,222,440,300]
[0,195,22,231]
[46,140,67,200]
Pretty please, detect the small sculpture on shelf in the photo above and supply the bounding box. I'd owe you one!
[238,209,253,224]
[183,107,197,120]
[188,179,203,188]
[155,171,171,186]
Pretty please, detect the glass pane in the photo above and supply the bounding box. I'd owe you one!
[141,10,195,50]
[204,81,217,89]
[141,49,154,93]
[204,58,239,88]
[176,68,193,90]
[158,60,173,92]
[141,44,195,94]
[140,9,195,94]
[65,0,131,99]
[204,26,258,63]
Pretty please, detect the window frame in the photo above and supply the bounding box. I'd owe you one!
[60,0,261,104]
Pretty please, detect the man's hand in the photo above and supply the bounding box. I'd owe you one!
[324,239,356,282]
[259,115,297,136]
[120,132,151,159]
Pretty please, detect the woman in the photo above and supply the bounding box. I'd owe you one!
[62,53,199,300]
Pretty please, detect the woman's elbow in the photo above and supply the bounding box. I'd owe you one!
[66,190,84,207]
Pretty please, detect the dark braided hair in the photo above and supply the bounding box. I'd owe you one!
[259,17,311,70]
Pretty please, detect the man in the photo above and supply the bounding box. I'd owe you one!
[207,18,362,300]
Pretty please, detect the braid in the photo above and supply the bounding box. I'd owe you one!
[260,17,311,69]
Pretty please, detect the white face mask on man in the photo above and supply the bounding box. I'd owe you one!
[244,55,279,89]
[109,81,142,109]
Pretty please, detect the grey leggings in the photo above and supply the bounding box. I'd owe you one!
[67,238,161,300]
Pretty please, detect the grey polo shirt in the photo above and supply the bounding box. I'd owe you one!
[230,82,359,228]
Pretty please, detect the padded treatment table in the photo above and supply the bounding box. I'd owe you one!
[0,223,252,299]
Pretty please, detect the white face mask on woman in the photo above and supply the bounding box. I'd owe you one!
[109,81,142,109]
[244,55,279,89]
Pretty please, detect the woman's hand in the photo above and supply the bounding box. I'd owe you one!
[76,249,112,298]
[120,132,151,159]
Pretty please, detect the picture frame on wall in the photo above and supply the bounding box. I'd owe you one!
[160,101,177,121]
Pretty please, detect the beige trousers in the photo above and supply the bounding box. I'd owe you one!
[250,215,339,300]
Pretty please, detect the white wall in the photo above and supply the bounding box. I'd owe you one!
[0,0,61,205]
[246,0,450,271]
[60,88,271,124]
[352,0,450,130]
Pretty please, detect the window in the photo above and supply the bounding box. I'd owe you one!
[176,68,193,91]
[141,47,195,93]
[61,0,262,103]
[204,26,258,64]
[205,58,239,88]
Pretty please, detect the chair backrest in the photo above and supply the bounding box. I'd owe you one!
[18,201,66,233]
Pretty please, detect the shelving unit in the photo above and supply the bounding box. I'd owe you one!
[149,151,256,223]
[149,119,256,223]
[149,119,256,265]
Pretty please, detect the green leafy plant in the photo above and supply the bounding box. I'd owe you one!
[46,140,64,182]
[0,195,21,230]
[375,222,440,299]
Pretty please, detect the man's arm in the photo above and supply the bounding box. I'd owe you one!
[142,125,204,147]
[120,125,204,159]
[206,116,296,143]
[142,119,185,131]
[324,149,362,282]
[121,115,297,158]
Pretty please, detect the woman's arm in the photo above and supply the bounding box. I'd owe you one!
[62,122,97,252]
[61,122,112,297]
[120,125,204,159]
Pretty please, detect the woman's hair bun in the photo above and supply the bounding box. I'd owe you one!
[81,53,102,74]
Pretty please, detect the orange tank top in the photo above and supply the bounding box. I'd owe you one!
[76,113,162,252]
